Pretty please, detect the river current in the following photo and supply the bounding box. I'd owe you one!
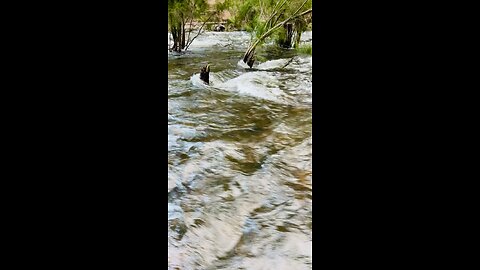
[168,31,312,270]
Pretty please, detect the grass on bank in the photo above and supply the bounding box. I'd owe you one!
[296,43,312,55]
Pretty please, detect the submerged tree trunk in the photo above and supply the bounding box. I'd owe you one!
[170,24,186,52]
[200,64,210,84]
[243,50,256,68]
[171,26,178,52]
[281,23,293,48]
[181,16,186,49]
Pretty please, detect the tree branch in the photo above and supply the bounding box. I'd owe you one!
[184,13,213,51]
[263,0,288,30]
[243,8,312,65]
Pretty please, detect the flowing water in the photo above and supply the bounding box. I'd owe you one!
[168,31,312,270]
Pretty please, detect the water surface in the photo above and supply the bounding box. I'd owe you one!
[168,31,312,270]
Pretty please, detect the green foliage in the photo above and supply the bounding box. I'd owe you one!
[296,43,312,55]
[168,0,209,27]
[213,0,231,12]
[167,0,312,53]
[230,0,311,40]
[168,0,213,51]
[232,0,258,30]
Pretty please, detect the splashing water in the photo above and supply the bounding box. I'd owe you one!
[169,31,312,270]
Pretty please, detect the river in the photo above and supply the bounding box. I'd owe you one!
[168,31,312,270]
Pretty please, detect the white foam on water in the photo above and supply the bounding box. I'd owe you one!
[282,56,312,74]
[237,57,293,71]
[236,59,251,69]
[190,73,210,88]
[186,57,313,104]
[256,58,291,70]
[300,31,312,42]
[218,71,289,103]
[187,31,251,51]
[189,71,237,89]
[168,124,199,141]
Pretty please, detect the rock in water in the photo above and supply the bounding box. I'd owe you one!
[200,64,210,85]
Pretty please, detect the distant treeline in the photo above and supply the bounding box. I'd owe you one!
[168,0,312,64]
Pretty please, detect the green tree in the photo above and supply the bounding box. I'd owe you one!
[236,0,312,66]
[168,0,230,52]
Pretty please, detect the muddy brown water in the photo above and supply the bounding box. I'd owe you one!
[168,31,312,270]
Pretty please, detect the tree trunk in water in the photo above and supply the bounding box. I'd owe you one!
[243,48,256,68]
[200,64,210,85]
[282,23,293,48]
[181,23,186,50]
[170,20,184,52]
[171,26,179,52]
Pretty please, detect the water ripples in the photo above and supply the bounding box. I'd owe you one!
[168,31,312,270]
